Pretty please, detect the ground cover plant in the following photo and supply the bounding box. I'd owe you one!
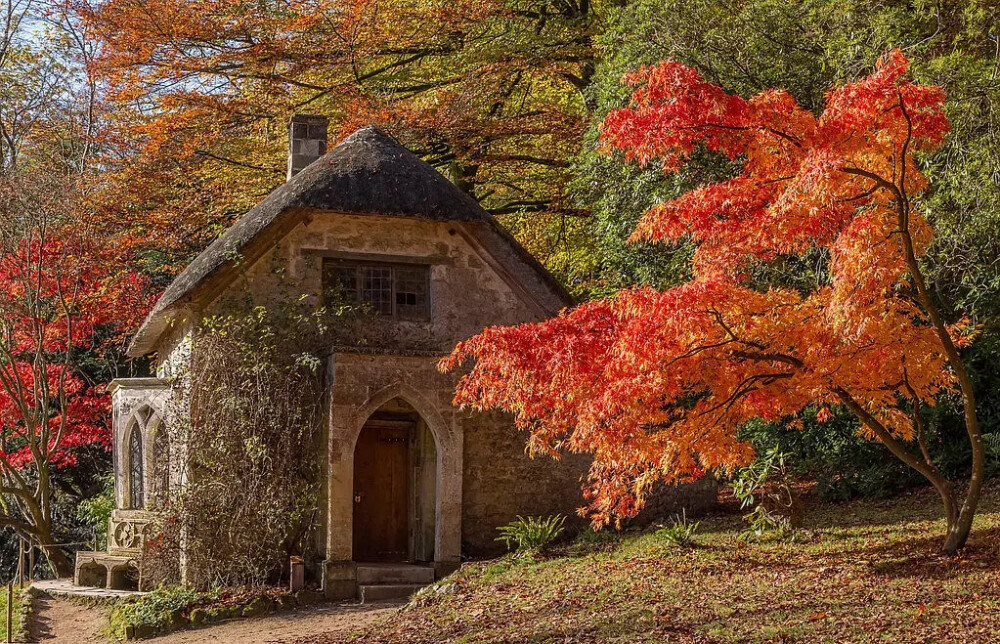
[0,588,27,642]
[299,484,1000,643]
[107,584,320,640]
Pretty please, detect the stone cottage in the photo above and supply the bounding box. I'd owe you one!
[73,117,716,598]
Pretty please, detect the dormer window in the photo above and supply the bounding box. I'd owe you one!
[323,259,430,320]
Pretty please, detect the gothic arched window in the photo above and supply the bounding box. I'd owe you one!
[128,426,144,509]
[151,427,170,506]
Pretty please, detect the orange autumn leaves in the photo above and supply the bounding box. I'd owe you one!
[442,51,964,526]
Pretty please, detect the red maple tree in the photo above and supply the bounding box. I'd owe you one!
[0,175,151,575]
[442,51,983,554]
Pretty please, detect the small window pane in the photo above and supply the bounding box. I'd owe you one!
[396,267,429,318]
[361,266,393,315]
[323,263,359,304]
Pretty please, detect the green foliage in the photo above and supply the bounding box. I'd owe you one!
[76,473,114,550]
[655,510,700,547]
[739,415,923,501]
[109,585,205,639]
[496,515,566,553]
[728,447,801,541]
[984,433,1000,460]
[149,298,340,589]
[0,588,27,642]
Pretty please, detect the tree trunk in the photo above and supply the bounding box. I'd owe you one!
[36,531,74,578]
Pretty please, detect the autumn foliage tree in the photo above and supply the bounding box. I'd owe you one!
[443,51,984,554]
[73,0,600,279]
[0,171,150,575]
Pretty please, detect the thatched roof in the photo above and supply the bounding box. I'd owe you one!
[128,126,572,356]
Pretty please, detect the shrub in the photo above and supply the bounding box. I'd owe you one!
[496,515,566,553]
[150,301,338,589]
[77,473,114,550]
[109,585,204,639]
[728,447,802,541]
[655,510,699,547]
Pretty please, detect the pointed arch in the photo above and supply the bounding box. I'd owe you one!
[126,422,144,509]
[326,376,462,569]
[350,382,452,455]
[121,403,167,511]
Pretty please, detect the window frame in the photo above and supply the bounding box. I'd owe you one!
[322,258,432,321]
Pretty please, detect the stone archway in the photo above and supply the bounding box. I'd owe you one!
[110,562,140,591]
[325,373,464,597]
[77,562,107,588]
[351,398,437,563]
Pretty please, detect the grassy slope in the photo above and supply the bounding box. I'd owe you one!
[0,586,23,642]
[322,485,1000,643]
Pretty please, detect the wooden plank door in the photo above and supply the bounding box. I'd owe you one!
[352,421,411,562]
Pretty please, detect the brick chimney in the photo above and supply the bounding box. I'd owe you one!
[287,114,329,180]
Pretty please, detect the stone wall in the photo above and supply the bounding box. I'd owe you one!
[460,408,590,556]
[207,211,555,352]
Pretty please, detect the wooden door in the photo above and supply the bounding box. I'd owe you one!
[353,421,411,562]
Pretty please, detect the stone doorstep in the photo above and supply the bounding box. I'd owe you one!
[355,563,435,585]
[355,563,436,603]
[358,584,425,602]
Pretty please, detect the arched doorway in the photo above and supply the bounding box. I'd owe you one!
[352,398,437,563]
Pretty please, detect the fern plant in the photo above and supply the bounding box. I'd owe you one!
[982,433,1000,460]
[655,509,700,546]
[496,515,566,552]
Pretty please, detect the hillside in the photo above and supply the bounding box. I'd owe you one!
[302,485,1000,643]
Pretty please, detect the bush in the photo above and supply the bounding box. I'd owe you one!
[77,473,114,550]
[149,301,337,589]
[655,510,699,547]
[727,447,802,541]
[109,585,300,639]
[496,515,566,553]
[109,585,204,639]
[739,414,922,502]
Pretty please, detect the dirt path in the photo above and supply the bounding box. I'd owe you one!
[28,596,400,643]
[151,602,399,643]
[29,596,109,643]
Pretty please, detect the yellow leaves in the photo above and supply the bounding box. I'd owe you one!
[948,317,979,349]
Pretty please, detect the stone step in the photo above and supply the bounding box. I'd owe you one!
[356,564,435,585]
[358,584,425,602]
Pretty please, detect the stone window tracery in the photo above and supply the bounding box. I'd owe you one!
[151,427,170,506]
[127,425,144,509]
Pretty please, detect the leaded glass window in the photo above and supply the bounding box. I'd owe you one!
[323,260,430,319]
[128,427,144,509]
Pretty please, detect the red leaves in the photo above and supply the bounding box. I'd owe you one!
[443,51,958,526]
[602,62,751,171]
[0,232,141,472]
